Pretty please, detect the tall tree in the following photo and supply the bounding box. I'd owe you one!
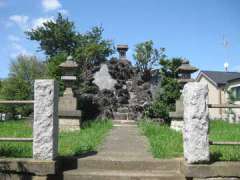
[26,13,77,57]
[26,13,114,84]
[145,58,182,122]
[74,26,114,68]
[133,40,165,81]
[0,55,47,115]
[9,55,48,96]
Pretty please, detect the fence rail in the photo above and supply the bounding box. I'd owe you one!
[209,141,240,145]
[208,104,240,146]
[0,80,59,160]
[0,100,34,142]
[0,100,33,143]
[208,104,240,108]
[0,137,33,142]
[0,100,34,104]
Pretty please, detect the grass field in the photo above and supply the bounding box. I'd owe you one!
[139,120,240,161]
[139,121,183,159]
[0,119,112,158]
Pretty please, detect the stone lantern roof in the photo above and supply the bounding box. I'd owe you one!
[59,56,78,68]
[177,60,198,73]
[117,45,128,59]
[177,59,198,87]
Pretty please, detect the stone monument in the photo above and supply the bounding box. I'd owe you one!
[170,60,198,131]
[58,56,81,131]
[183,82,210,163]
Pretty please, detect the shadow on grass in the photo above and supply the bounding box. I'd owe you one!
[210,152,223,163]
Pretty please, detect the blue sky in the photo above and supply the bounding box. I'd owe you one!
[0,0,240,78]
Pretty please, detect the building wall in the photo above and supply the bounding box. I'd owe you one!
[197,75,240,122]
[225,80,240,122]
[197,76,223,119]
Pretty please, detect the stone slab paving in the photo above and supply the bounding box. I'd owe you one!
[97,126,153,159]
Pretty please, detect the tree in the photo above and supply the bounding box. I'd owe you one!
[46,52,68,94]
[26,13,78,57]
[145,58,182,122]
[74,26,114,68]
[26,13,114,93]
[0,77,30,115]
[133,40,165,81]
[9,55,48,96]
[0,55,47,116]
[26,13,114,67]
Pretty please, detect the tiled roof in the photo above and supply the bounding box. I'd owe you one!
[200,70,240,86]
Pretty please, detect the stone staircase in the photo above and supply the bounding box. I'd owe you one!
[113,107,137,127]
[64,157,185,180]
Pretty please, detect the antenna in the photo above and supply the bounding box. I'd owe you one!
[222,34,230,71]
[224,62,229,72]
[223,35,229,49]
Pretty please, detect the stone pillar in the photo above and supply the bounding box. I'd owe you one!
[33,80,59,160]
[183,82,210,164]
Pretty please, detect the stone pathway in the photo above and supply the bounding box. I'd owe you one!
[97,125,153,159]
[64,122,185,180]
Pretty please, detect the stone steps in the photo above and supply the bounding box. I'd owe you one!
[64,157,185,180]
[64,169,185,180]
[113,120,136,126]
[117,107,129,113]
[113,112,129,120]
[113,124,137,127]
[77,157,182,171]
[63,157,184,180]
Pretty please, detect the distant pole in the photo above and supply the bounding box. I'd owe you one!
[222,34,230,71]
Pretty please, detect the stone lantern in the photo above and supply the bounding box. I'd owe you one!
[169,60,198,131]
[59,56,78,97]
[177,60,198,88]
[58,56,81,131]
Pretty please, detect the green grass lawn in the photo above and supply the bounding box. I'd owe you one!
[139,120,240,161]
[209,120,240,161]
[0,119,112,158]
[139,121,183,159]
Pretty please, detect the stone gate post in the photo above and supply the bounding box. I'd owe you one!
[183,82,210,164]
[33,80,59,160]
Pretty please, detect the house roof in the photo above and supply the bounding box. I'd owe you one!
[197,70,240,87]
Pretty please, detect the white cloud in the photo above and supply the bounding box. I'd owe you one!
[32,17,54,29]
[42,0,61,11]
[9,15,29,30]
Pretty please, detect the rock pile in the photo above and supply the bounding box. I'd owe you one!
[77,45,160,120]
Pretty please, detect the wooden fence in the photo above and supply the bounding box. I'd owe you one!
[0,80,59,160]
[208,103,240,146]
[0,100,34,142]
